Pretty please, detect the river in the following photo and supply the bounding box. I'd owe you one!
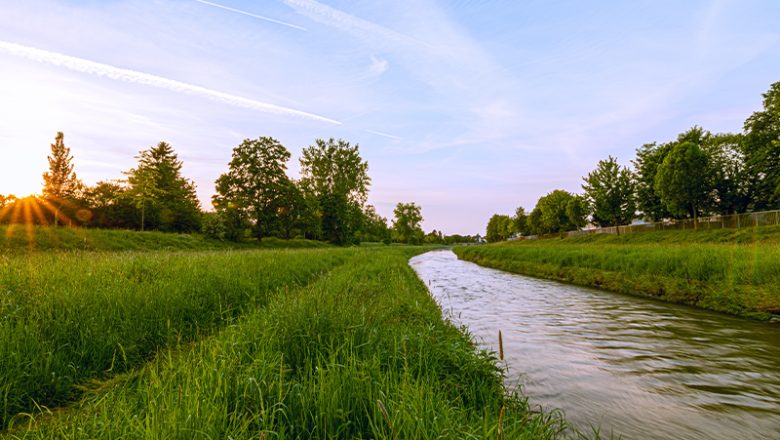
[410,250,780,440]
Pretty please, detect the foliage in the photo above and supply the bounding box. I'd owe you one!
[359,204,391,243]
[213,137,298,241]
[582,156,636,227]
[742,81,780,210]
[392,202,424,244]
[632,142,674,221]
[125,142,201,232]
[704,133,751,214]
[41,132,84,226]
[565,195,589,229]
[655,141,710,222]
[529,190,583,234]
[513,206,528,235]
[485,214,514,242]
[300,138,370,245]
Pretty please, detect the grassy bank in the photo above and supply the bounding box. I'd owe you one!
[455,227,780,320]
[0,225,329,252]
[7,248,568,439]
[0,248,352,427]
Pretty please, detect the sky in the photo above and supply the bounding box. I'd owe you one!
[0,0,779,235]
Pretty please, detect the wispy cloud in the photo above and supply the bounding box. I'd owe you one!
[0,40,340,125]
[193,0,307,31]
[368,56,389,76]
[364,129,402,140]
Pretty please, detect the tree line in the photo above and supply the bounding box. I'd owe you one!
[486,80,780,241]
[0,134,479,245]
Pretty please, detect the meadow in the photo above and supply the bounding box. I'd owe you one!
[455,226,780,320]
[0,231,570,438]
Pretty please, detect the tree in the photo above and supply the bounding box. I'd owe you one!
[655,141,710,226]
[83,180,136,229]
[359,205,391,243]
[424,229,444,244]
[513,206,528,235]
[213,137,296,241]
[703,133,750,214]
[126,142,201,232]
[486,214,514,242]
[582,156,636,229]
[566,195,589,229]
[42,132,83,226]
[742,81,780,209]
[392,202,424,244]
[299,138,370,245]
[632,142,673,221]
[529,190,582,234]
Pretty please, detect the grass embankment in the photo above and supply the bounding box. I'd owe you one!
[0,225,328,252]
[0,248,350,428]
[7,248,568,439]
[455,226,780,320]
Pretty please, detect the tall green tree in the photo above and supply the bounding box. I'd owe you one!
[299,138,370,245]
[632,142,673,221]
[485,214,514,242]
[703,133,750,214]
[742,81,780,209]
[126,142,201,232]
[582,156,636,228]
[359,204,391,243]
[529,190,582,234]
[213,137,296,241]
[654,141,710,225]
[42,132,83,226]
[513,206,528,235]
[392,202,424,244]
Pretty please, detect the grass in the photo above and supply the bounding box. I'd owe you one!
[455,226,780,320]
[0,248,352,428]
[0,225,329,253]
[5,247,570,439]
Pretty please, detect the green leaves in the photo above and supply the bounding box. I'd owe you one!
[300,138,370,245]
[213,137,297,241]
[582,155,636,227]
[392,202,424,244]
[654,141,710,221]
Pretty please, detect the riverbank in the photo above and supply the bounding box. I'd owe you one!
[3,247,568,438]
[455,227,780,320]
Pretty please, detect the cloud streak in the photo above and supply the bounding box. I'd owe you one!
[0,40,340,125]
[193,0,307,31]
[364,129,402,140]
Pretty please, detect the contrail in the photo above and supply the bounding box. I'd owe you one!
[364,129,402,140]
[0,40,340,125]
[193,0,307,31]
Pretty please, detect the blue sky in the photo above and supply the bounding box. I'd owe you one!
[0,0,778,234]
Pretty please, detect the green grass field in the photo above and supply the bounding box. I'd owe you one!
[0,234,569,438]
[455,226,780,320]
[0,225,329,252]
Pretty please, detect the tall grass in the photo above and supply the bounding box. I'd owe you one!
[0,248,352,427]
[455,228,780,319]
[0,225,329,253]
[9,248,569,439]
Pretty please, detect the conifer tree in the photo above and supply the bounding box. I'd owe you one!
[42,132,82,226]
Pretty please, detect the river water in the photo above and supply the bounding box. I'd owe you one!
[410,250,780,440]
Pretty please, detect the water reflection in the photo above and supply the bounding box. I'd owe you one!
[410,250,780,440]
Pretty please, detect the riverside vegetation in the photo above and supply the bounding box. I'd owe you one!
[0,232,570,438]
[455,226,780,320]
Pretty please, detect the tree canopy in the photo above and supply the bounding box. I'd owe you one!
[299,138,370,245]
[582,156,636,227]
[392,202,424,244]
